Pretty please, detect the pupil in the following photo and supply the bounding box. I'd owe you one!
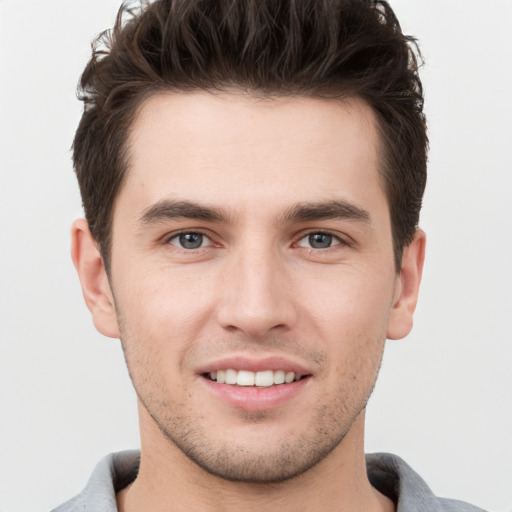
[179,233,203,249]
[309,233,332,249]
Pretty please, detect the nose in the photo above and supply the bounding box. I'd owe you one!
[216,243,298,339]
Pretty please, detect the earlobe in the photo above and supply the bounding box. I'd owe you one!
[70,219,120,339]
[386,229,426,340]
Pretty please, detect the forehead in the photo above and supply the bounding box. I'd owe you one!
[121,91,386,217]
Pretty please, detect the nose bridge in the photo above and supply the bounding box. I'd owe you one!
[217,234,297,337]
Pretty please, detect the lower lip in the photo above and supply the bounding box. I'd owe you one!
[200,376,310,411]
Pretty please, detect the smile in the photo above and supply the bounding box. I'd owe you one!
[206,369,304,387]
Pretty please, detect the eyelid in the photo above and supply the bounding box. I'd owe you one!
[294,230,351,249]
[161,228,351,250]
[165,229,217,248]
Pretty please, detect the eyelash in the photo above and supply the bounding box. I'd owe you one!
[166,230,215,250]
[165,229,348,251]
[295,231,348,250]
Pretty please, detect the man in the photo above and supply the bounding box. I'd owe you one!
[54,0,485,510]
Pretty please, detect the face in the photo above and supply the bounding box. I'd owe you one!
[77,92,423,483]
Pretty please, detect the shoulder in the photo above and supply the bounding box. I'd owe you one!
[51,451,140,512]
[366,453,488,512]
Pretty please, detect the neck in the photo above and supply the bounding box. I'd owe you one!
[117,410,395,512]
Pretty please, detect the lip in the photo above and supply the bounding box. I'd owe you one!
[200,375,310,411]
[196,355,312,411]
[196,355,311,375]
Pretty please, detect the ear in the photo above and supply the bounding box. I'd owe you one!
[70,218,120,338]
[386,229,426,340]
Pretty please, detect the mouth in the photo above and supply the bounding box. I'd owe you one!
[203,369,308,387]
[197,357,312,410]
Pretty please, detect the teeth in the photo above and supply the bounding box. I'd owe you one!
[208,369,302,387]
[237,370,255,386]
[273,370,285,384]
[225,369,237,385]
[255,370,273,387]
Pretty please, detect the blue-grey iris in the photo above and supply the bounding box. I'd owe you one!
[309,233,332,249]
[179,233,203,249]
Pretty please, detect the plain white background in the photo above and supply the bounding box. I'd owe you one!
[0,1,511,511]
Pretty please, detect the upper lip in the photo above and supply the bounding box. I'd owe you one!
[196,355,311,376]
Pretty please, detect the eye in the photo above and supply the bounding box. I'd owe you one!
[297,232,341,249]
[169,232,210,250]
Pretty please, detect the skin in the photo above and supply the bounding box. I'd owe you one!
[72,92,425,512]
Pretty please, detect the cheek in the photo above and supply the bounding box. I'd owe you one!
[117,262,217,323]
[113,268,218,370]
[300,267,395,338]
[297,268,393,390]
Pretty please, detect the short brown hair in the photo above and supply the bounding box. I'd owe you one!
[74,0,427,271]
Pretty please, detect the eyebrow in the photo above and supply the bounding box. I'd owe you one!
[282,200,371,224]
[139,200,232,225]
[138,198,370,227]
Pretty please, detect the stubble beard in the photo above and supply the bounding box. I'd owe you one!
[116,313,384,484]
[126,352,382,484]
[141,397,360,483]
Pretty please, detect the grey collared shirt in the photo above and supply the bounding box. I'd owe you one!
[51,451,487,511]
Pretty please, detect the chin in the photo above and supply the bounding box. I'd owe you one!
[150,403,359,484]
